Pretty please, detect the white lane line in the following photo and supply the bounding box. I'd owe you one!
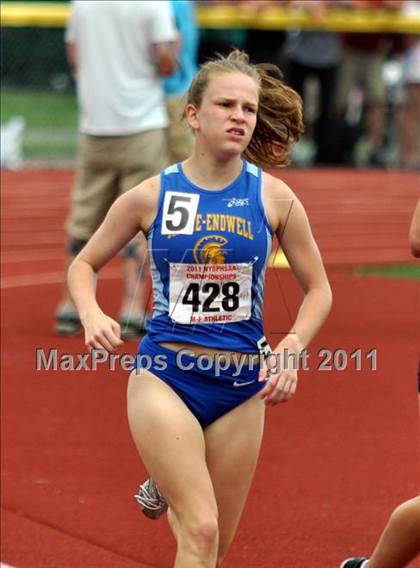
[1,268,120,289]
[2,234,65,246]
[1,214,66,221]
[1,204,69,213]
[2,192,69,198]
[2,227,63,234]
[1,251,63,263]
[1,563,16,567]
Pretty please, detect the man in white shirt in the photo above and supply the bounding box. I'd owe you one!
[56,0,177,338]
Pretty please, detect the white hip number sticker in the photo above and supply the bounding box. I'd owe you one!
[161,192,199,235]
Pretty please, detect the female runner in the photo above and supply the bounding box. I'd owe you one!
[68,50,332,567]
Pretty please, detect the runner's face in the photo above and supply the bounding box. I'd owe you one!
[188,72,259,159]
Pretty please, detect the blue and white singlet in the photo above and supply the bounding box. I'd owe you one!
[146,160,273,353]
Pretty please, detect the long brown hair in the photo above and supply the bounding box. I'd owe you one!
[186,50,304,168]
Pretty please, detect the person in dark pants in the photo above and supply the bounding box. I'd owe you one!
[283,1,341,164]
[285,35,340,164]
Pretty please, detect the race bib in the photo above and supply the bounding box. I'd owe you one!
[169,262,253,324]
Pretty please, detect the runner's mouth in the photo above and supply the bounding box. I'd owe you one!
[227,128,245,137]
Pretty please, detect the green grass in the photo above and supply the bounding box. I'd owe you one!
[1,89,78,128]
[1,89,78,159]
[354,265,420,280]
[22,137,77,158]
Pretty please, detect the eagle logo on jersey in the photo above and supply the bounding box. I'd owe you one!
[193,235,228,264]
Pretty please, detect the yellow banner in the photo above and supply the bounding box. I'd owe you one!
[1,2,420,33]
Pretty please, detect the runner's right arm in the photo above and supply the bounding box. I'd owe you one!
[67,176,160,351]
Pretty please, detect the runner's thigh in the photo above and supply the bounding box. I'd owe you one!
[127,369,218,519]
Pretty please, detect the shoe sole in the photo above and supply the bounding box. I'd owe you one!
[141,504,168,520]
[54,324,82,337]
[340,560,367,568]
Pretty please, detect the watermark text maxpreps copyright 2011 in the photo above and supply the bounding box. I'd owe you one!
[35,347,377,376]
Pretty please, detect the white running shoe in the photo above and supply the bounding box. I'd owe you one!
[134,478,168,520]
[340,559,369,568]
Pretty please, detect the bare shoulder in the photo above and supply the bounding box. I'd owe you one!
[263,171,298,202]
[126,174,161,209]
[262,171,302,233]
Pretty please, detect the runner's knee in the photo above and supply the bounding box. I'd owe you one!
[178,512,219,553]
[390,497,420,530]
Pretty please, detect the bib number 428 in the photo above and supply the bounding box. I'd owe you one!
[182,282,240,312]
[169,262,252,324]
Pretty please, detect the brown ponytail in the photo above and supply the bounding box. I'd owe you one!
[186,50,304,168]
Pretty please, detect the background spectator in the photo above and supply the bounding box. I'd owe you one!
[283,0,341,164]
[164,0,199,164]
[55,0,177,339]
[243,1,288,66]
[399,0,420,170]
[333,0,402,167]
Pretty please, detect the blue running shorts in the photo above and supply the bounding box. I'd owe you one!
[133,335,265,428]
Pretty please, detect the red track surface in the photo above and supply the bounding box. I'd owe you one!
[1,169,419,567]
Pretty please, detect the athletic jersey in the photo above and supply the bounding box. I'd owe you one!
[146,160,273,353]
